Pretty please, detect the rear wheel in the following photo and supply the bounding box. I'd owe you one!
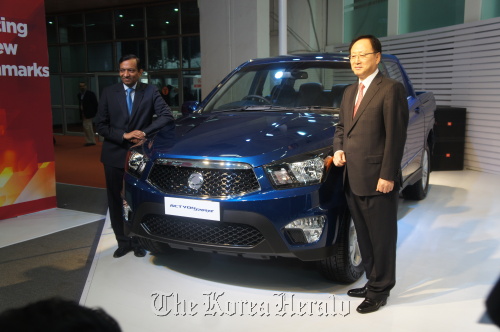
[402,143,430,200]
[317,208,363,283]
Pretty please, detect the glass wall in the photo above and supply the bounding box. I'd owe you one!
[46,0,200,135]
[85,11,113,41]
[147,3,179,37]
[482,0,500,19]
[342,0,500,43]
[88,43,113,72]
[344,0,388,42]
[399,0,465,34]
[58,14,84,43]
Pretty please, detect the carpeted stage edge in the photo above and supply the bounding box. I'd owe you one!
[54,135,106,188]
[0,219,105,313]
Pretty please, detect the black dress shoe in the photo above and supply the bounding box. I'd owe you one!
[356,298,387,314]
[133,247,146,257]
[113,246,132,258]
[347,286,367,298]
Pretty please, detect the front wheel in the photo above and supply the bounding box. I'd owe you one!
[317,208,364,283]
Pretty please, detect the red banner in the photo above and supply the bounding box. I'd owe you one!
[0,0,56,219]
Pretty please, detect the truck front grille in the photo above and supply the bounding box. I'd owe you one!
[147,159,260,198]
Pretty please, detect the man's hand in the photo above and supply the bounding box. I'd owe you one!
[376,178,394,193]
[333,150,346,167]
[123,130,146,143]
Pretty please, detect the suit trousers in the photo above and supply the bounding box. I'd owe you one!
[345,177,398,300]
[82,117,96,144]
[103,165,132,248]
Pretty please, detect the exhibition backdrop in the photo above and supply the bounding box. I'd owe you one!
[0,0,56,219]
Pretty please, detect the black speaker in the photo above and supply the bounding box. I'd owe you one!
[432,107,466,171]
[432,140,465,171]
[434,107,466,140]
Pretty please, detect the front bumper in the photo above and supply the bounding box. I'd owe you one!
[123,181,345,261]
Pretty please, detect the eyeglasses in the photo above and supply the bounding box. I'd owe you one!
[348,52,379,61]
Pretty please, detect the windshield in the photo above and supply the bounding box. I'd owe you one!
[202,61,357,113]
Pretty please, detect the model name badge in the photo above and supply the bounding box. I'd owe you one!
[164,197,220,221]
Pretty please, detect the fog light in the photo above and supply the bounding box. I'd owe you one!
[284,216,326,244]
[123,200,132,222]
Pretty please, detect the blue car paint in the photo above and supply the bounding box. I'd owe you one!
[123,52,435,268]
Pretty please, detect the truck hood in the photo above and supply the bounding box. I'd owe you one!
[146,111,338,166]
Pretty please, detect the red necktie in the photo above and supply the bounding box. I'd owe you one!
[353,83,364,118]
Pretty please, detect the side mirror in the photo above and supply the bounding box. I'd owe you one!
[181,101,199,116]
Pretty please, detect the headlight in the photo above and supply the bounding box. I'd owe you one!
[126,150,147,178]
[264,156,325,188]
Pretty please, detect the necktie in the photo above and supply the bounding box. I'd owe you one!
[126,88,134,115]
[353,83,364,118]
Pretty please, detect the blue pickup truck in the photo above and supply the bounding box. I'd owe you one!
[123,53,436,283]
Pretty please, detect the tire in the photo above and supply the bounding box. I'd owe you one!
[402,143,430,200]
[138,237,171,254]
[317,208,364,283]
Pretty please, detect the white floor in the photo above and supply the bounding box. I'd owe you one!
[0,208,105,249]
[3,170,499,331]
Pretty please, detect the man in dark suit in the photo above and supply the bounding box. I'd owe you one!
[332,35,409,313]
[95,54,174,258]
[78,82,98,146]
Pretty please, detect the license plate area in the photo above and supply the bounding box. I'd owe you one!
[164,197,220,221]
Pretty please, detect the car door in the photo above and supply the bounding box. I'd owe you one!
[379,59,425,180]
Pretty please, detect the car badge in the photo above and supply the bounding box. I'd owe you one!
[188,172,204,190]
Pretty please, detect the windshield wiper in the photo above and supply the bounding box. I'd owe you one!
[290,106,340,112]
[212,105,340,113]
[213,105,273,112]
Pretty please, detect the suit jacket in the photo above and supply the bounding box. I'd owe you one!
[95,82,174,168]
[78,90,98,119]
[333,72,409,196]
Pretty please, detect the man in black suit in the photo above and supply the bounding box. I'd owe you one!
[332,35,409,313]
[95,54,174,258]
[78,82,98,146]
